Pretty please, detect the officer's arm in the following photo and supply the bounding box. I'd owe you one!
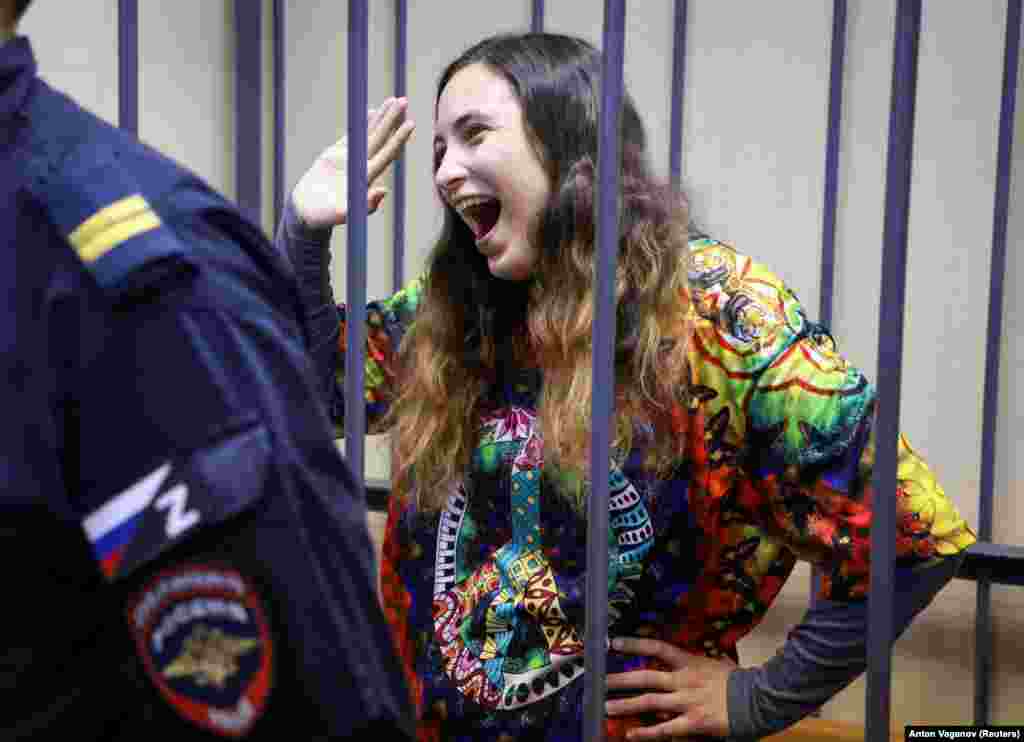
[68,205,414,740]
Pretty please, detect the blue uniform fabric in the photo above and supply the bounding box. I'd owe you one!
[1,36,413,740]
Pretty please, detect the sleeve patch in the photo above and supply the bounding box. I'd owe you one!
[127,564,274,738]
[80,422,271,582]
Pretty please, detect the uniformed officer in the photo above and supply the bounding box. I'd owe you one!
[0,1,414,738]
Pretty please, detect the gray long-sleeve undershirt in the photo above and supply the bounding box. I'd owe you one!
[726,555,962,740]
[274,196,963,740]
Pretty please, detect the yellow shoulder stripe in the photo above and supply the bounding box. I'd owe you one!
[69,194,162,263]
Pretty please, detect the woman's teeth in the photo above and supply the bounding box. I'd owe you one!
[455,196,501,239]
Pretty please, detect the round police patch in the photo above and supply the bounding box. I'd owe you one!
[127,564,274,737]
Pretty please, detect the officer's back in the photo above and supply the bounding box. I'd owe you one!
[1,2,414,739]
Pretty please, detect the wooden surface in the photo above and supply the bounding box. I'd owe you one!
[765,718,901,741]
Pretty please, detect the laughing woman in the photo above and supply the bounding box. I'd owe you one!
[277,33,975,742]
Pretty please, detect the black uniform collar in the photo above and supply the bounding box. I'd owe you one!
[0,36,36,122]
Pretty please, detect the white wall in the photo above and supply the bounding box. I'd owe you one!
[19,0,1024,728]
[20,0,119,124]
[21,1,236,204]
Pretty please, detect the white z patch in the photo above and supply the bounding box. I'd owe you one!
[154,484,201,538]
[83,462,210,581]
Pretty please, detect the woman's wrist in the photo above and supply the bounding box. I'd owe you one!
[285,193,335,243]
[276,193,336,311]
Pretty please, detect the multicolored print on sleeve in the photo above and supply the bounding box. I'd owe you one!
[682,238,976,606]
[333,276,425,428]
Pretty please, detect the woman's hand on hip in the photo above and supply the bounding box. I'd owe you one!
[291,96,415,230]
[605,636,736,740]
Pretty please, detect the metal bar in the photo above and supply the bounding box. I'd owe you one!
[273,0,286,229]
[975,577,993,722]
[974,0,1021,723]
[345,0,369,500]
[668,0,688,187]
[819,0,847,331]
[960,543,1024,587]
[812,0,848,606]
[584,2,626,740]
[866,1,922,738]
[393,0,407,291]
[531,0,545,33]
[117,0,138,135]
[234,0,263,225]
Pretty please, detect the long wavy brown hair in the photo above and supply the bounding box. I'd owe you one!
[385,33,695,511]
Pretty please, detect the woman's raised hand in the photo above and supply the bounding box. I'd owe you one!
[291,97,415,230]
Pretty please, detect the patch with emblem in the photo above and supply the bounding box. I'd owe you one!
[127,564,274,737]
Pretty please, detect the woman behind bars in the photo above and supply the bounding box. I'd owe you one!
[277,32,975,741]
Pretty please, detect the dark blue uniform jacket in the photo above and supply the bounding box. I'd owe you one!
[1,36,413,740]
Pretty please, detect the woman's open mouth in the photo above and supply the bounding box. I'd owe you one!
[455,196,501,243]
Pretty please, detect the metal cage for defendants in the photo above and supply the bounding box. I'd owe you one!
[114,1,1024,737]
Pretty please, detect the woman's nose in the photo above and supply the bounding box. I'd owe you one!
[434,149,467,194]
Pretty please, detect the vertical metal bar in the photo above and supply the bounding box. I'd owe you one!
[819,0,847,331]
[117,0,138,135]
[976,571,993,724]
[975,0,1021,724]
[668,0,688,188]
[812,0,848,606]
[273,0,286,229]
[346,0,369,500]
[866,1,921,738]
[531,0,545,33]
[235,0,263,225]
[584,2,626,740]
[393,0,407,291]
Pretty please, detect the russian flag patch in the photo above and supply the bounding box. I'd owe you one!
[82,462,200,580]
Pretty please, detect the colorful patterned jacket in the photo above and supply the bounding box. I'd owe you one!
[319,238,976,741]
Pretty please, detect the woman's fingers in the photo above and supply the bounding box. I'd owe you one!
[367,97,394,129]
[322,98,413,184]
[612,637,689,668]
[367,186,389,213]
[605,690,685,718]
[605,668,676,694]
[367,99,394,140]
[369,118,415,183]
[318,97,409,163]
[367,97,405,155]
[367,99,414,181]
[606,692,706,741]
[619,715,701,741]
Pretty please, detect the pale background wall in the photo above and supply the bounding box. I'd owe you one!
[19,0,1023,728]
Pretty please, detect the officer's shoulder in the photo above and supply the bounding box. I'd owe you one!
[23,81,151,186]
[24,83,277,306]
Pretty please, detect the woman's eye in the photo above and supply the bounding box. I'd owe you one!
[465,125,487,143]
